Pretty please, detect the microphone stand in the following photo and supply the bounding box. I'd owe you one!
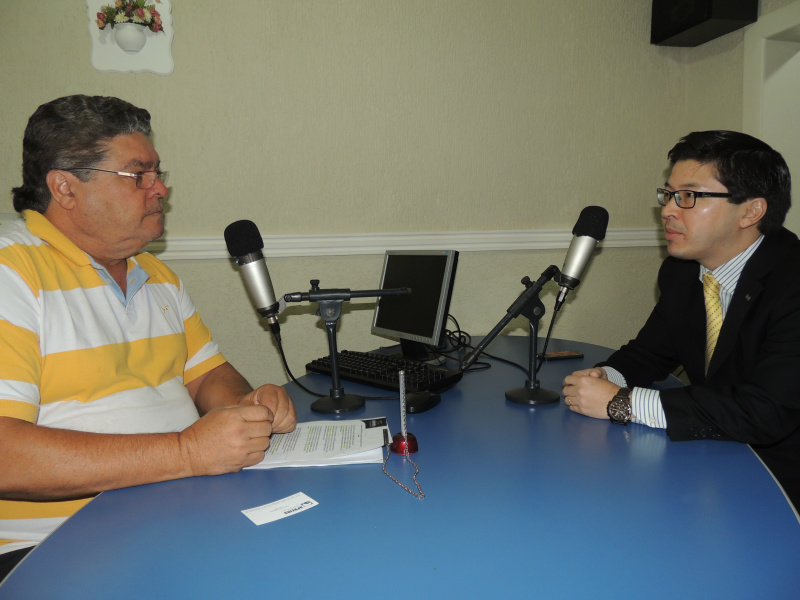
[284,280,411,414]
[459,265,561,405]
[504,297,560,406]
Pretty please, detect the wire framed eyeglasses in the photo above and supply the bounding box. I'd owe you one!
[67,167,168,190]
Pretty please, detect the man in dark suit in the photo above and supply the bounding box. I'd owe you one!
[561,130,800,509]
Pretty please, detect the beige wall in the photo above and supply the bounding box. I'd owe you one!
[1,1,795,387]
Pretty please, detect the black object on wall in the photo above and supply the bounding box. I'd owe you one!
[651,0,758,47]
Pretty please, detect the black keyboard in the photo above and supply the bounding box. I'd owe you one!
[306,350,463,393]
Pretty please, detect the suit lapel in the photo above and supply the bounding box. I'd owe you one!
[706,234,779,377]
[684,274,708,381]
[708,278,762,376]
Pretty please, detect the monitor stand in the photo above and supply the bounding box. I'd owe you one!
[397,338,437,361]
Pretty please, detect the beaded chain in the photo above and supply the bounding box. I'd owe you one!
[382,444,425,499]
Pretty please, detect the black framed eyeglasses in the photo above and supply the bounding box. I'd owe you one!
[67,167,168,190]
[657,188,732,209]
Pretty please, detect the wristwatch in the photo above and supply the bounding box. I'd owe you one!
[607,387,633,425]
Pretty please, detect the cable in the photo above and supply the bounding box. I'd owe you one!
[479,351,527,375]
[533,305,560,377]
[275,335,325,397]
[275,311,491,399]
[432,314,528,374]
[444,313,555,376]
[433,314,471,361]
[275,335,405,401]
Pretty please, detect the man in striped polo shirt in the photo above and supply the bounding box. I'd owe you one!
[0,95,297,577]
[561,131,800,510]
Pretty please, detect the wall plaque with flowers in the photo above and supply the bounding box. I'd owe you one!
[86,0,173,75]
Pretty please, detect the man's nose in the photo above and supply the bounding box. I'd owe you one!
[661,196,680,219]
[149,178,169,197]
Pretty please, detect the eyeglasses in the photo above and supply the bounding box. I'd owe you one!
[67,167,168,190]
[657,188,732,209]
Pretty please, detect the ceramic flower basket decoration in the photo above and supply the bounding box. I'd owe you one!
[97,0,163,53]
[86,0,173,75]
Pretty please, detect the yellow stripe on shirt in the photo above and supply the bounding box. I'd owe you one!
[0,241,106,295]
[0,399,39,422]
[0,497,93,520]
[0,321,40,383]
[39,333,189,406]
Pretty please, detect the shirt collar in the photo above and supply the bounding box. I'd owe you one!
[23,209,92,267]
[24,210,151,305]
[88,255,149,305]
[699,235,764,292]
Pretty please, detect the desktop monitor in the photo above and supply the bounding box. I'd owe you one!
[371,249,459,360]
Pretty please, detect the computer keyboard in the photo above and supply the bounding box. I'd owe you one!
[306,350,463,393]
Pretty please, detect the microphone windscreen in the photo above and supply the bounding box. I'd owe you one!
[572,206,609,240]
[224,220,264,257]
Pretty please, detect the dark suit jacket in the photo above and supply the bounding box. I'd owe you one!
[602,227,800,507]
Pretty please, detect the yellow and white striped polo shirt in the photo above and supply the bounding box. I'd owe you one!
[0,210,226,553]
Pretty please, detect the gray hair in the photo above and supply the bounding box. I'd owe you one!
[12,95,152,213]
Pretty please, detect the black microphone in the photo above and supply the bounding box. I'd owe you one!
[555,206,609,310]
[224,220,281,337]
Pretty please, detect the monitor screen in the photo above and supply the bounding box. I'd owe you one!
[371,249,459,360]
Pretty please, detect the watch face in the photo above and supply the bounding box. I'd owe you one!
[608,396,631,424]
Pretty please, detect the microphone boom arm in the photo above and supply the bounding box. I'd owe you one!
[283,286,411,304]
[283,280,411,415]
[460,265,559,371]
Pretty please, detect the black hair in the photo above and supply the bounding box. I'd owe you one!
[668,130,791,235]
[11,95,152,213]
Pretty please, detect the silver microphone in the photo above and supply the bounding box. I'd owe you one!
[555,206,609,310]
[224,220,281,335]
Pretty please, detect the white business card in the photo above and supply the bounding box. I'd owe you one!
[242,492,319,526]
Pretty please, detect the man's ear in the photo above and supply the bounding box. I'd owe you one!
[741,197,767,230]
[45,170,78,210]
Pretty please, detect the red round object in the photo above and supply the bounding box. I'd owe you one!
[390,432,418,454]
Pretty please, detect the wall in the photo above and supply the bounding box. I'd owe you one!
[1,1,793,388]
[744,0,800,234]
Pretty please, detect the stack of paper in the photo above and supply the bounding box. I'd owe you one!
[246,417,390,469]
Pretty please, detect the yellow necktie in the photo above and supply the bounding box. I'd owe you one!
[703,273,722,371]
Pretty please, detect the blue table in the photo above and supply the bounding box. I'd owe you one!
[2,337,799,599]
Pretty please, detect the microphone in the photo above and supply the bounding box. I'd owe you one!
[224,220,281,337]
[555,206,609,310]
